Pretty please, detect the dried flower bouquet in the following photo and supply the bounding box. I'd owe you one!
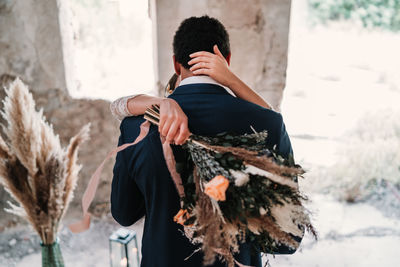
[145,105,317,267]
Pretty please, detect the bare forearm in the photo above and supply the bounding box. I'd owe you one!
[228,74,273,110]
[127,95,163,116]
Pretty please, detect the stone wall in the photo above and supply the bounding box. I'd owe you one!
[0,75,120,228]
[0,0,292,228]
[0,0,120,227]
[151,0,292,110]
[0,0,68,93]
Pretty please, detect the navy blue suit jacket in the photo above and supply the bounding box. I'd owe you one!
[111,84,294,267]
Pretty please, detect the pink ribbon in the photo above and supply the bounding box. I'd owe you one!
[69,121,151,233]
[69,120,186,233]
[161,139,185,198]
[69,119,252,267]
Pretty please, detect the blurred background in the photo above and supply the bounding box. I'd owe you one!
[0,0,399,266]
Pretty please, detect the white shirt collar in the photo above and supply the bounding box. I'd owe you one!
[178,76,235,96]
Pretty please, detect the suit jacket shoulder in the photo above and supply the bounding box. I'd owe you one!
[169,86,293,158]
[225,97,293,158]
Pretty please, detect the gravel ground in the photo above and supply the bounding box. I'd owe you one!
[0,216,144,267]
[1,194,399,267]
[267,194,400,267]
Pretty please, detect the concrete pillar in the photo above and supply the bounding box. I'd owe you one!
[0,0,68,93]
[150,0,291,110]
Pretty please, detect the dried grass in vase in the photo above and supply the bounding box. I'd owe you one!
[0,79,90,265]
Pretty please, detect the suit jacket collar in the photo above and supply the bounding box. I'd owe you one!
[171,83,232,96]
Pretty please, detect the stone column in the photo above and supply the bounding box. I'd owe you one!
[150,0,291,110]
[0,0,68,93]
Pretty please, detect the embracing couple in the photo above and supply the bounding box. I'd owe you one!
[110,16,296,267]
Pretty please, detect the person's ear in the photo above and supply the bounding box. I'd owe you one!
[225,53,231,66]
[173,55,181,75]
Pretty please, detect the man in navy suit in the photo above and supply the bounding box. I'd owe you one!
[111,16,298,267]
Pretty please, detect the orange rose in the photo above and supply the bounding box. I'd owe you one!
[204,175,230,201]
[174,209,190,226]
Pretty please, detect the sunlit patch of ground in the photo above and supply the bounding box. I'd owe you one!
[266,194,400,267]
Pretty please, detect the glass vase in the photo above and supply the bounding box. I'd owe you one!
[40,238,65,267]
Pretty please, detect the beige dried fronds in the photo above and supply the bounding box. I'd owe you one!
[62,123,91,212]
[0,78,90,244]
[2,79,42,176]
[0,135,11,159]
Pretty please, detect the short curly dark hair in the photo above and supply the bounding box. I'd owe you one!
[173,15,230,69]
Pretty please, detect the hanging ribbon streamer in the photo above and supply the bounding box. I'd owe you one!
[69,121,151,233]
[68,117,253,267]
[69,120,186,233]
[161,138,185,198]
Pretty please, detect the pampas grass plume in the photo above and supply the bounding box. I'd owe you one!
[0,78,90,244]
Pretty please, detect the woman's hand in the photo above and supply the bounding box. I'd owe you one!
[188,45,236,88]
[188,45,273,110]
[158,98,191,145]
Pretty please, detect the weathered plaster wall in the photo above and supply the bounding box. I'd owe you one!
[0,0,292,228]
[0,0,119,227]
[151,0,291,110]
[0,75,120,228]
[0,0,68,93]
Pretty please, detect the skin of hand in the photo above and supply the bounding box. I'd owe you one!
[158,98,191,145]
[188,45,235,88]
[188,45,273,110]
[127,95,190,145]
[124,45,272,145]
